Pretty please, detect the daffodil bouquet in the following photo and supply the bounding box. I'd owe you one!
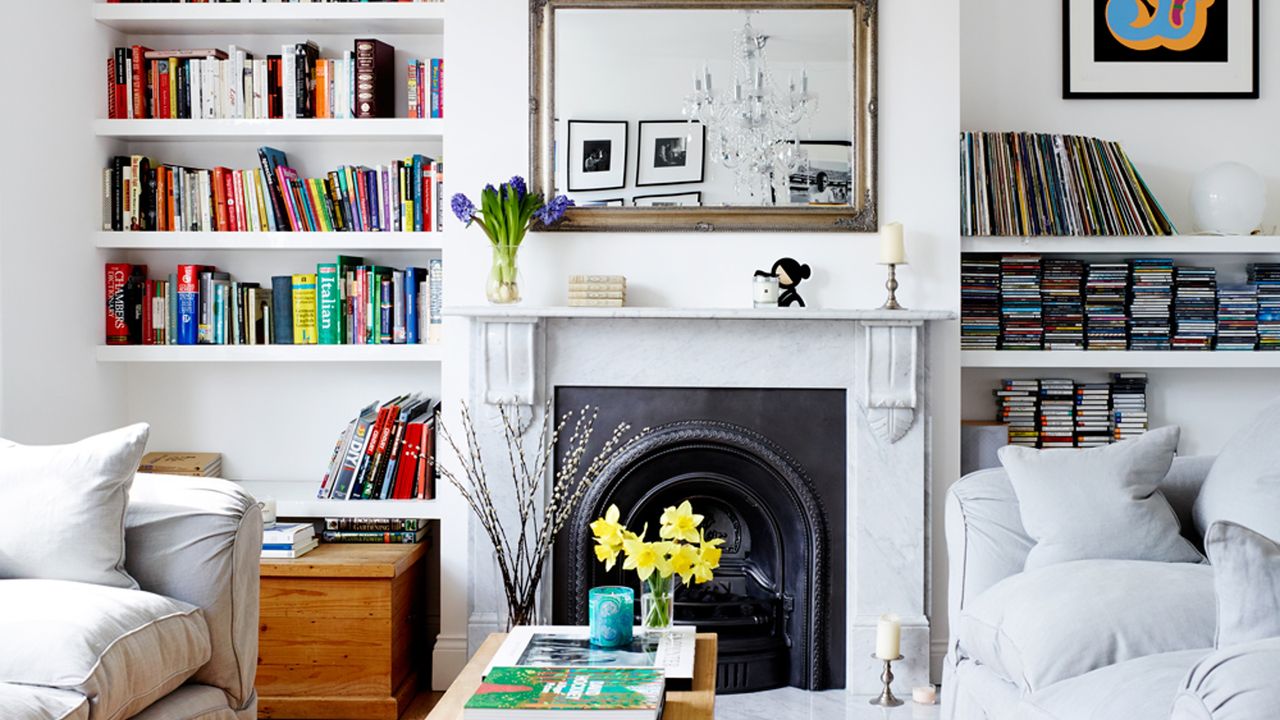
[590,500,724,631]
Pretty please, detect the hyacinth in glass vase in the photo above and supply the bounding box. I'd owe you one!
[451,177,573,304]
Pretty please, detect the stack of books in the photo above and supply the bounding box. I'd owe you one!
[1249,263,1280,351]
[1111,373,1150,441]
[999,255,1043,350]
[322,518,429,544]
[568,275,626,308]
[1172,267,1217,351]
[1216,285,1259,351]
[317,395,440,502]
[263,522,318,559]
[1127,258,1174,351]
[1037,379,1077,447]
[1042,259,1084,350]
[1084,263,1130,351]
[994,379,1040,447]
[138,452,222,478]
[1074,383,1114,448]
[961,256,1001,350]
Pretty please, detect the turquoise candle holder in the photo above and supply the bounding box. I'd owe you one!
[589,586,634,648]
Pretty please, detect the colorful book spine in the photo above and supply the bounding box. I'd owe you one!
[317,263,340,345]
[291,273,318,344]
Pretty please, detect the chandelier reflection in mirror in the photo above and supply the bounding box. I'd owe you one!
[683,11,819,204]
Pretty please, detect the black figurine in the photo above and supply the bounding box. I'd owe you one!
[772,257,811,308]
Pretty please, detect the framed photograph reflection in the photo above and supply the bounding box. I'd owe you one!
[636,120,706,187]
[633,191,702,207]
[567,120,628,191]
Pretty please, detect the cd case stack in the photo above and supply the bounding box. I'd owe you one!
[1249,264,1280,351]
[1216,285,1259,351]
[1038,379,1076,448]
[1000,255,1043,351]
[1042,259,1085,350]
[1128,258,1174,351]
[1172,267,1217,351]
[1074,383,1113,448]
[995,379,1040,447]
[1111,373,1149,442]
[961,256,1002,350]
[1085,263,1130,351]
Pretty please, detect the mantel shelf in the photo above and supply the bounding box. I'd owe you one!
[962,235,1280,255]
[92,3,446,35]
[94,119,444,142]
[96,345,444,363]
[962,350,1280,369]
[449,306,955,322]
[95,231,443,251]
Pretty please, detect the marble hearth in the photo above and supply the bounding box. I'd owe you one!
[454,306,952,693]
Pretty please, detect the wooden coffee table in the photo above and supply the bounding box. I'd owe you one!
[427,632,717,720]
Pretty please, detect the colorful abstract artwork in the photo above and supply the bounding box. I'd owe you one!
[1064,0,1258,98]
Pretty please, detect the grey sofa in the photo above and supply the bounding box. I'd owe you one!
[943,455,1280,720]
[0,474,261,720]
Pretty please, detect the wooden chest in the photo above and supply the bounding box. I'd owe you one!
[257,542,428,720]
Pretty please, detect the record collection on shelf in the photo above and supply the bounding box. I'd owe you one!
[993,373,1149,448]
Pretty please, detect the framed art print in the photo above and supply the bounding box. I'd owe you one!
[567,120,628,191]
[1063,0,1259,99]
[635,120,706,187]
[633,191,702,207]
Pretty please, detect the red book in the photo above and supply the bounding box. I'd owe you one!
[222,169,238,232]
[232,171,248,232]
[105,263,133,345]
[420,167,433,233]
[393,422,425,499]
[130,46,152,119]
[211,168,229,231]
[275,166,302,231]
[355,405,394,497]
[142,280,155,345]
[416,420,434,500]
[107,58,117,119]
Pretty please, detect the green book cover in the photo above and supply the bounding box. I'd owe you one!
[317,263,339,345]
[465,667,663,713]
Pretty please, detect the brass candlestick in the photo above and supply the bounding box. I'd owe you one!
[869,653,904,707]
[880,263,904,310]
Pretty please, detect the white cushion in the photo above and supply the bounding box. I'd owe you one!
[0,683,89,720]
[0,579,211,720]
[0,424,149,588]
[957,559,1215,692]
[1205,521,1280,648]
[1170,637,1280,720]
[1193,396,1280,542]
[997,426,1203,569]
[1023,649,1204,720]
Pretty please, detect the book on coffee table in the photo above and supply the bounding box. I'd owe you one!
[483,625,696,685]
[463,666,664,719]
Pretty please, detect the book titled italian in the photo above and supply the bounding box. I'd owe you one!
[464,667,664,720]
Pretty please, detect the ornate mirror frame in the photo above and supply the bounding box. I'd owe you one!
[530,0,878,232]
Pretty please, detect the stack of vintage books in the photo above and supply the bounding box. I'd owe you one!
[138,452,222,478]
[568,275,626,308]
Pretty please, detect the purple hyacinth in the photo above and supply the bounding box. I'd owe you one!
[508,176,528,200]
[534,194,575,226]
[451,193,477,226]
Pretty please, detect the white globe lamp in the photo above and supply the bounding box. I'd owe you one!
[1189,162,1266,236]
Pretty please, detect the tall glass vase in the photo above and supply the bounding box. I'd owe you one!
[641,574,676,637]
[486,245,522,305]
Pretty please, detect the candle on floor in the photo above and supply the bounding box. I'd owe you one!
[880,222,906,265]
[875,613,901,660]
[913,685,937,704]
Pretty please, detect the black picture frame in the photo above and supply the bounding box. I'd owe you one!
[635,120,707,188]
[567,120,629,192]
[633,191,702,207]
[1062,0,1260,99]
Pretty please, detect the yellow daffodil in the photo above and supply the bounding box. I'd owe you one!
[594,541,621,571]
[623,536,673,581]
[590,504,626,547]
[669,542,699,584]
[659,500,704,543]
[691,530,724,584]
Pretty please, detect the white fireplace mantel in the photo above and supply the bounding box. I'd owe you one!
[452,305,954,693]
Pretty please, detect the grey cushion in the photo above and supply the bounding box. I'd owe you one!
[0,684,89,720]
[129,685,238,720]
[1193,396,1280,541]
[1170,636,1280,720]
[0,424,149,588]
[958,559,1215,692]
[998,426,1202,569]
[1205,520,1280,648]
[0,579,211,720]
[1022,649,1204,720]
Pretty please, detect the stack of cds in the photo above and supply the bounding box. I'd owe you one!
[1085,263,1129,351]
[995,379,1040,447]
[1038,379,1077,448]
[1171,266,1217,351]
[1000,255,1044,350]
[1249,263,1280,351]
[1042,259,1085,350]
[1111,373,1149,441]
[961,256,1002,350]
[1216,285,1259,351]
[1074,383,1113,448]
[1127,258,1174,351]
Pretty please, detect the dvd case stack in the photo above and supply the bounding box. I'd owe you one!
[1038,379,1077,448]
[1074,383,1114,448]
[1127,258,1174,351]
[1171,266,1217,351]
[1042,259,1085,350]
[1000,255,1044,350]
[1216,285,1259,351]
[995,379,1041,447]
[1249,264,1280,351]
[961,256,1002,350]
[1111,373,1150,441]
[1084,263,1129,351]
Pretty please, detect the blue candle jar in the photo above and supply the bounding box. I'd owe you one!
[588,586,635,648]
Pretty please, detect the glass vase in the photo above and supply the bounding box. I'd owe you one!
[641,574,676,637]
[486,245,522,305]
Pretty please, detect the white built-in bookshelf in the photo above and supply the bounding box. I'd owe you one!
[962,234,1280,255]
[962,350,1280,369]
[92,1,449,520]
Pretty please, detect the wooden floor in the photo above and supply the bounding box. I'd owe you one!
[399,691,443,720]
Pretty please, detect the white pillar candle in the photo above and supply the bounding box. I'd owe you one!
[913,685,937,705]
[875,613,901,660]
[879,222,906,265]
[260,497,278,526]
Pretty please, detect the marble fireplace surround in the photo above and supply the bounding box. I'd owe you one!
[454,306,953,693]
